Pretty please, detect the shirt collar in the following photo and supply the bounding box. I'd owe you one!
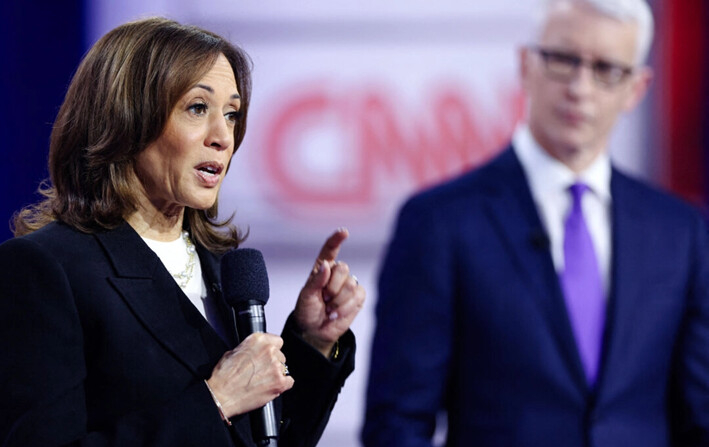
[512,125,611,203]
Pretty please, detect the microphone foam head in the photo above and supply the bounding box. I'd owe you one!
[220,248,270,306]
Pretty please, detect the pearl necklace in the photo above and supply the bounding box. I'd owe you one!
[172,231,197,288]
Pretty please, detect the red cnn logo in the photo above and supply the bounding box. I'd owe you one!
[261,84,525,221]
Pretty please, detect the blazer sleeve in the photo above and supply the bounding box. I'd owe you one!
[362,195,456,447]
[278,313,355,447]
[671,213,709,445]
[0,237,235,447]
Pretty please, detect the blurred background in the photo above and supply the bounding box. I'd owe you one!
[1,1,707,446]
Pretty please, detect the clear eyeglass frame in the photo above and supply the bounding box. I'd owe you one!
[530,46,635,88]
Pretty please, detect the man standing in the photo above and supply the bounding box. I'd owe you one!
[362,1,709,445]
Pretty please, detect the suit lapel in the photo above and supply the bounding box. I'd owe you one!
[95,223,227,377]
[483,148,588,391]
[595,171,649,394]
[197,245,239,348]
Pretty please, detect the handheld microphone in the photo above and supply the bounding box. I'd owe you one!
[221,248,279,447]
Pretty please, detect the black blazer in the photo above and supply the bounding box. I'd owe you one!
[0,221,354,447]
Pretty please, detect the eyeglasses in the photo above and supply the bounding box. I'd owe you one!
[530,46,635,88]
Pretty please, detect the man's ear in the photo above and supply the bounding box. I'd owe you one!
[623,66,653,112]
[519,47,532,88]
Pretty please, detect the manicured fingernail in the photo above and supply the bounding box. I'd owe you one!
[312,260,325,275]
[328,311,339,320]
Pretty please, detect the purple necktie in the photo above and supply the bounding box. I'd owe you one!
[559,183,605,385]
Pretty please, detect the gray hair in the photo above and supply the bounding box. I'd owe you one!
[532,0,654,65]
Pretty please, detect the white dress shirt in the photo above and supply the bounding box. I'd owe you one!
[512,125,612,295]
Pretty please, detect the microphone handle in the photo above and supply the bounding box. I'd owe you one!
[236,302,279,446]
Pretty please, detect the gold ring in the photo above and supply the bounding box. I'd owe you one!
[282,362,290,377]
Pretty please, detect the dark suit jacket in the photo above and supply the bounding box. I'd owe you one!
[0,221,354,447]
[362,147,709,447]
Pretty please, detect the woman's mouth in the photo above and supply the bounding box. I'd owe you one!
[194,162,224,186]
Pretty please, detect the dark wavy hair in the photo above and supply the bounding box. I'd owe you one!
[12,17,251,253]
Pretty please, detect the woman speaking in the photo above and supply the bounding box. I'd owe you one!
[0,17,364,447]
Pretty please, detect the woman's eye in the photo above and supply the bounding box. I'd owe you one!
[188,103,208,115]
[225,111,240,124]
